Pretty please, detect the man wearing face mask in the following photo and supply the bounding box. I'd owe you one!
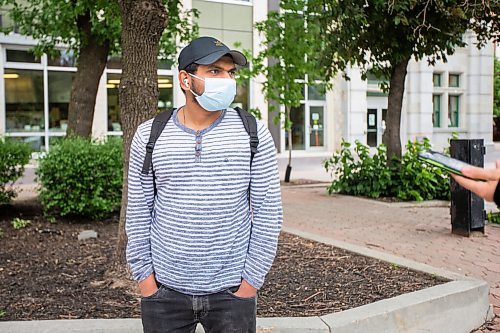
[125,36,283,333]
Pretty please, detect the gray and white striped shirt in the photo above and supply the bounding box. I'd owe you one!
[125,108,283,295]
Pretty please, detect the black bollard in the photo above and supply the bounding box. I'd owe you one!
[449,139,486,236]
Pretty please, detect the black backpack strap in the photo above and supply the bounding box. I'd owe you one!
[235,107,259,167]
[141,109,174,175]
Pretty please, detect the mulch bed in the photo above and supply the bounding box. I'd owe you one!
[0,197,447,321]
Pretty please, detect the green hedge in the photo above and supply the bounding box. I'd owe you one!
[36,137,123,219]
[324,138,450,201]
[0,139,31,204]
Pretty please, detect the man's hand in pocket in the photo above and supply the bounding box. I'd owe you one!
[139,273,158,297]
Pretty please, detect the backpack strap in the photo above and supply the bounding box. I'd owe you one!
[141,109,174,175]
[235,107,259,167]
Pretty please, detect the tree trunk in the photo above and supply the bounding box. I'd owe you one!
[66,11,110,138]
[382,57,410,165]
[115,0,167,267]
[284,105,293,183]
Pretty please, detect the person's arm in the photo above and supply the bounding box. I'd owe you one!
[125,125,158,296]
[237,124,283,296]
[450,160,500,204]
[494,182,500,207]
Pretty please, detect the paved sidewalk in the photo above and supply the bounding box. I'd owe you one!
[281,185,500,327]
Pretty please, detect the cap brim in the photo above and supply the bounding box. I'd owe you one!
[195,50,247,67]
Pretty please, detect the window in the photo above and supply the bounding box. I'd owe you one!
[107,73,121,132]
[367,70,389,86]
[432,95,441,128]
[448,95,460,127]
[0,8,20,33]
[6,49,40,63]
[48,71,75,132]
[107,74,174,132]
[432,72,463,130]
[449,74,460,88]
[107,55,173,70]
[158,75,174,112]
[4,69,44,132]
[10,136,46,152]
[433,73,442,87]
[286,104,305,150]
[48,50,77,67]
[232,80,249,111]
[308,84,326,101]
[285,79,326,151]
[107,56,122,69]
[309,106,324,147]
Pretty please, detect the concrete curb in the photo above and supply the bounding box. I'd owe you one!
[321,280,492,333]
[0,319,142,333]
[334,194,451,208]
[281,183,331,189]
[0,227,492,333]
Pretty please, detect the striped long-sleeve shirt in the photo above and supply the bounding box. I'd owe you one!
[125,107,283,295]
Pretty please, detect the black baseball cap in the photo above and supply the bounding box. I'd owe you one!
[178,36,247,70]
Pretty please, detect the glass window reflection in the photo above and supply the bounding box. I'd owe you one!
[49,71,75,132]
[107,74,174,132]
[9,135,45,152]
[5,69,44,132]
[6,49,40,63]
[232,79,249,111]
[107,73,121,132]
[48,50,77,67]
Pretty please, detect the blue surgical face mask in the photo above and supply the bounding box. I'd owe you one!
[189,73,236,112]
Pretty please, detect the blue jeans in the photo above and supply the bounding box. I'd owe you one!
[141,284,257,333]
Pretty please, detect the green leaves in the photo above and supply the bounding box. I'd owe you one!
[11,218,31,230]
[324,139,392,197]
[324,138,450,201]
[238,0,331,130]
[309,0,497,82]
[0,138,31,204]
[0,0,197,63]
[36,137,123,220]
[494,58,500,117]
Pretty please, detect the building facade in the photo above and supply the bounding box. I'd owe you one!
[0,0,495,163]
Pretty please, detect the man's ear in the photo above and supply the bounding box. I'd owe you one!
[179,71,190,90]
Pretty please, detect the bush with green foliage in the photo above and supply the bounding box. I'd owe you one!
[0,138,31,204]
[391,139,450,201]
[487,211,500,224]
[324,139,392,198]
[36,137,123,219]
[324,138,450,201]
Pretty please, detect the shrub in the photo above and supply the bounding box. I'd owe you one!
[390,138,450,201]
[487,211,500,224]
[36,137,123,219]
[324,138,450,201]
[0,138,31,204]
[324,139,392,198]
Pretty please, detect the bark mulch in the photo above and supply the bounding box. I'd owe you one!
[0,197,447,321]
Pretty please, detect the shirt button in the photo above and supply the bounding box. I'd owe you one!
[196,130,201,136]
[196,140,202,144]
[195,151,201,156]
